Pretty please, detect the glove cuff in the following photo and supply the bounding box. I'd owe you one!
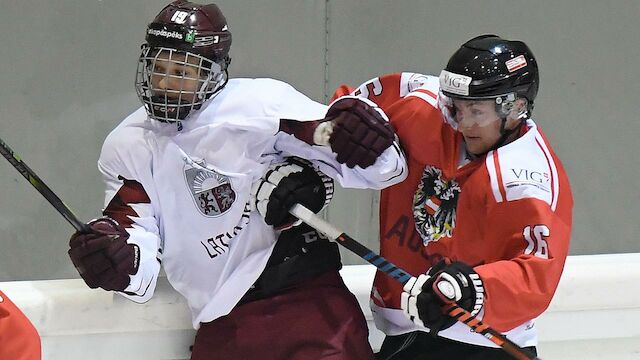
[307,160,334,211]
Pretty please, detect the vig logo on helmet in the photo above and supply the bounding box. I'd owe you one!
[439,70,472,96]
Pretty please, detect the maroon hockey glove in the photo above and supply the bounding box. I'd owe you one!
[278,97,394,169]
[252,158,334,230]
[326,96,395,169]
[68,218,139,292]
[401,259,484,335]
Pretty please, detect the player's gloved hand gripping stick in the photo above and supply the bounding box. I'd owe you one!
[289,204,540,360]
[1,137,138,292]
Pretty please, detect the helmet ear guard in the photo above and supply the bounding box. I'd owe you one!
[494,94,530,120]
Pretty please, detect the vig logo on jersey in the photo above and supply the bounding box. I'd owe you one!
[413,166,460,245]
[506,168,551,193]
[184,160,236,217]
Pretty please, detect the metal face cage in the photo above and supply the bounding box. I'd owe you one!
[134,45,225,123]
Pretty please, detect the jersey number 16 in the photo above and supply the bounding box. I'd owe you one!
[523,225,549,259]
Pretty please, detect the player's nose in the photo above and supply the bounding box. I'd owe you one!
[156,76,170,90]
[456,114,474,130]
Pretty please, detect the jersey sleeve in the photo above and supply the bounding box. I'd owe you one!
[356,73,450,166]
[97,127,162,304]
[271,80,408,190]
[332,72,435,105]
[474,139,573,331]
[275,133,408,190]
[0,291,41,360]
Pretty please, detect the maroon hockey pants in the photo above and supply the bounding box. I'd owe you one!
[191,271,375,360]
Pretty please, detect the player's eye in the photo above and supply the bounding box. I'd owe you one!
[153,64,166,74]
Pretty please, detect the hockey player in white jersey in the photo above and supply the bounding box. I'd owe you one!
[66,1,407,359]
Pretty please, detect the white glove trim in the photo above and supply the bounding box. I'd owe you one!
[313,121,334,146]
[400,274,430,328]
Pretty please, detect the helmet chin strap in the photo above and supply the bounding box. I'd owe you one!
[491,118,523,151]
[466,111,527,159]
[486,97,529,152]
[489,110,528,153]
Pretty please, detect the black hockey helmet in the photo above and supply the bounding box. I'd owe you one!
[439,35,539,116]
[135,1,232,123]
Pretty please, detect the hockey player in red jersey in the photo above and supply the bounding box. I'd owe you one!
[0,290,41,360]
[65,1,407,359]
[333,35,573,359]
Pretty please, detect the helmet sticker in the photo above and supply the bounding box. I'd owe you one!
[147,28,184,40]
[440,70,472,96]
[185,31,195,43]
[171,11,190,24]
[505,55,527,73]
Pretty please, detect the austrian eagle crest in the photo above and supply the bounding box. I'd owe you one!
[413,166,460,245]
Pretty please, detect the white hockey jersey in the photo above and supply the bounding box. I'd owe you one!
[98,78,407,328]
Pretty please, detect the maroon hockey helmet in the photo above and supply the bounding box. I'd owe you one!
[146,0,232,68]
[135,1,233,123]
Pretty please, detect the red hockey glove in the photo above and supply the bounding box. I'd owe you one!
[68,218,139,292]
[401,259,484,335]
[252,157,334,230]
[325,96,395,168]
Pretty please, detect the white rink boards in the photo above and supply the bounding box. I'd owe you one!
[2,253,639,360]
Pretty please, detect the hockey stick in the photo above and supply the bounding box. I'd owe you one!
[0,137,90,232]
[290,204,539,360]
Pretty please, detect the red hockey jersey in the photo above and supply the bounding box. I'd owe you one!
[333,73,573,347]
[0,290,41,359]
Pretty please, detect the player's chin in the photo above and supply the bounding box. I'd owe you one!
[464,138,488,155]
[151,93,195,103]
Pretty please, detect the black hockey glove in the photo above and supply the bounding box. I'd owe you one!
[252,157,334,230]
[326,96,395,169]
[68,217,139,292]
[401,259,484,335]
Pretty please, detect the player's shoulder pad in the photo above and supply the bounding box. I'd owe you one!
[100,107,153,170]
[228,78,298,103]
[103,107,151,150]
[222,78,325,121]
[402,73,440,108]
[485,121,561,211]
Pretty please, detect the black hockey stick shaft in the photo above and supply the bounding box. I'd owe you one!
[290,204,539,360]
[0,137,89,232]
